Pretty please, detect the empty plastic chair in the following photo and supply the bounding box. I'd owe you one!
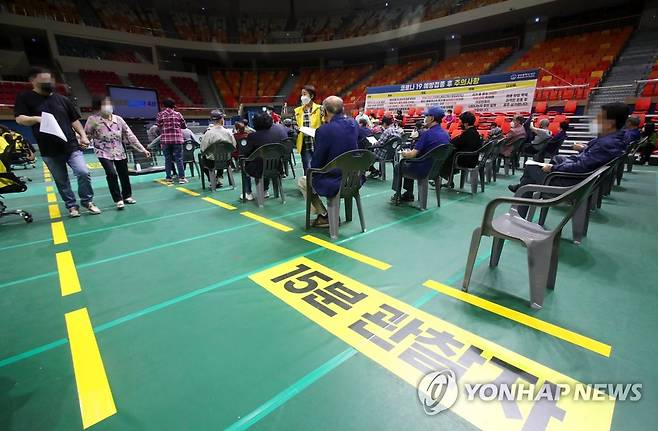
[462,167,606,309]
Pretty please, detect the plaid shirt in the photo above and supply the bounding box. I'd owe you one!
[156,108,186,145]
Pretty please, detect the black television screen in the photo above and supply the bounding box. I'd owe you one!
[107,86,160,120]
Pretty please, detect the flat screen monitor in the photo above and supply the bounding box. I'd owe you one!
[106,86,160,120]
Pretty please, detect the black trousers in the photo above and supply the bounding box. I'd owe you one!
[391,163,415,195]
[98,157,132,202]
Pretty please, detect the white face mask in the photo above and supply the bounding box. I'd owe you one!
[423,116,432,126]
[301,95,311,106]
[101,105,113,116]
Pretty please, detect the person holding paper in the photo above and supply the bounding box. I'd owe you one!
[14,66,100,217]
[508,103,629,195]
[368,115,403,179]
[85,96,150,210]
[294,85,322,174]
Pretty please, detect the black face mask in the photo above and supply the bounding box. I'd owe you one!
[39,82,54,94]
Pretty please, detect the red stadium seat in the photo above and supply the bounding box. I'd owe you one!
[453,104,463,115]
[563,100,577,114]
[634,97,651,112]
[535,101,547,114]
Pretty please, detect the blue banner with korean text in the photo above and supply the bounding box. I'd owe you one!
[364,70,539,114]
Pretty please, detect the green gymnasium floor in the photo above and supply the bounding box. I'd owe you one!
[1,154,657,431]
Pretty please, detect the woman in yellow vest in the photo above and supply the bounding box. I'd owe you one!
[294,85,322,174]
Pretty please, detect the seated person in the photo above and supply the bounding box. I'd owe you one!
[524,118,552,155]
[499,115,526,157]
[282,118,298,141]
[623,116,641,146]
[440,111,482,185]
[232,121,249,164]
[390,106,450,203]
[537,121,568,161]
[240,112,288,201]
[200,109,236,186]
[297,96,359,227]
[355,108,373,128]
[444,109,455,128]
[357,118,373,149]
[369,115,403,178]
[639,121,656,165]
[508,102,629,196]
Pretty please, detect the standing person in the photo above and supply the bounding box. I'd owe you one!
[294,85,322,174]
[85,95,150,210]
[14,66,100,217]
[355,107,373,128]
[266,106,281,123]
[156,98,188,184]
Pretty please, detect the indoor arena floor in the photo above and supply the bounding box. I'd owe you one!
[1,154,657,431]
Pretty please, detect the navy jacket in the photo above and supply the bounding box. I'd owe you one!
[311,115,359,197]
[241,123,288,177]
[357,126,373,149]
[623,128,641,148]
[407,123,450,176]
[554,130,625,173]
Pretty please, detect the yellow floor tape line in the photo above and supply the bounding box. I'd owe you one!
[65,308,117,429]
[241,211,293,232]
[154,179,173,187]
[301,234,391,270]
[202,196,237,210]
[46,186,54,192]
[48,204,61,220]
[56,250,81,296]
[47,193,57,203]
[423,280,612,357]
[51,221,68,245]
[176,187,200,197]
[250,257,616,431]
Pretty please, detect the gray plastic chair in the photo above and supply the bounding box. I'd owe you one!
[199,141,236,191]
[182,140,200,178]
[499,138,526,176]
[616,137,646,184]
[395,144,454,210]
[281,137,296,179]
[484,137,505,183]
[306,149,376,240]
[523,166,612,244]
[448,142,491,194]
[626,137,646,173]
[370,136,402,181]
[462,167,607,309]
[241,143,287,207]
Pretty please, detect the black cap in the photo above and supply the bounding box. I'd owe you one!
[210,109,224,120]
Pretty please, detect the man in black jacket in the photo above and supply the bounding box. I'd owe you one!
[441,111,482,185]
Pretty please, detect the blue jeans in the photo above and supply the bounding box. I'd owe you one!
[243,174,269,193]
[301,149,313,175]
[163,144,185,179]
[42,150,93,209]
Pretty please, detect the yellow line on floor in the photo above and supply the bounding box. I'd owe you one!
[423,280,612,357]
[154,179,173,187]
[56,251,81,296]
[202,196,237,210]
[46,185,53,192]
[48,204,61,219]
[301,234,392,270]
[175,186,200,196]
[65,308,117,429]
[51,221,68,245]
[241,211,293,232]
[47,193,57,203]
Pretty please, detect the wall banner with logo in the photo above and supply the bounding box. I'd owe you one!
[364,69,539,114]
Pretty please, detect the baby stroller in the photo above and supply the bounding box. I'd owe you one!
[0,132,33,223]
[2,129,35,169]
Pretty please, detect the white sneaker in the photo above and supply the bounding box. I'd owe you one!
[264,191,270,198]
[68,207,80,218]
[84,202,102,215]
[124,197,137,204]
[178,178,189,184]
[241,193,254,201]
[116,200,125,210]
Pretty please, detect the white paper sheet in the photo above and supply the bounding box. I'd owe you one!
[39,112,67,142]
[367,136,378,144]
[299,126,316,138]
[524,160,551,168]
